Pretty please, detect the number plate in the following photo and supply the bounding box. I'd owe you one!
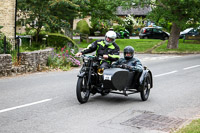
[104,75,111,80]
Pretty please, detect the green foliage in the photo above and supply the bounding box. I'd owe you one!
[113,25,125,32]
[0,34,12,54]
[87,0,122,21]
[143,0,200,30]
[86,0,123,35]
[47,33,78,51]
[17,0,84,40]
[26,28,37,36]
[76,20,90,34]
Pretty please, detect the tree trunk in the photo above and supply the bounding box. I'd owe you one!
[167,22,181,49]
[64,19,74,39]
[35,26,41,43]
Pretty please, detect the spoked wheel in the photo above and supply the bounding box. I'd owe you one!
[76,77,90,104]
[140,73,151,101]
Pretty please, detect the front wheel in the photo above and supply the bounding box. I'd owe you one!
[140,73,151,101]
[76,77,90,104]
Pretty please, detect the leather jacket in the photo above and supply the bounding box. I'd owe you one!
[81,39,120,63]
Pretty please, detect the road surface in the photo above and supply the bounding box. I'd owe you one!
[0,54,200,133]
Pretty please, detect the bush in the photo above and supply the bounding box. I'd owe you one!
[0,34,12,54]
[76,20,90,35]
[47,33,79,53]
[47,46,81,71]
[26,28,37,36]
[113,25,125,32]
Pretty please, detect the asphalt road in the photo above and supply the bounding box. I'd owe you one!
[0,54,200,133]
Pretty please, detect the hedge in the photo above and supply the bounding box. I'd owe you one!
[47,33,79,52]
[76,20,90,35]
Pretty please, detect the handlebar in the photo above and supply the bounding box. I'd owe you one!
[77,54,106,62]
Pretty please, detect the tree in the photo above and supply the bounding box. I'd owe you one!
[49,0,89,38]
[17,0,82,41]
[18,0,51,42]
[78,0,125,35]
[125,0,200,49]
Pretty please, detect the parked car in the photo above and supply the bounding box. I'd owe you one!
[139,27,170,40]
[179,28,199,39]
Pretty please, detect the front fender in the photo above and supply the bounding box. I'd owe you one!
[139,70,147,85]
[139,69,153,90]
[77,72,86,78]
[148,70,153,88]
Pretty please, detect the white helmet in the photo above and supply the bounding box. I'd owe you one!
[105,31,117,45]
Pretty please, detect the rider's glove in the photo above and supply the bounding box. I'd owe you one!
[127,66,133,71]
[122,64,128,69]
[116,65,122,68]
[122,64,133,70]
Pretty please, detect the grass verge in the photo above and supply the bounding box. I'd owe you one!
[175,119,200,133]
[153,39,200,54]
[74,39,162,53]
[74,39,200,54]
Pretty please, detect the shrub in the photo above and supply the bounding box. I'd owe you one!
[47,46,81,71]
[0,34,12,54]
[76,20,90,35]
[26,28,37,36]
[47,33,79,53]
[113,25,125,32]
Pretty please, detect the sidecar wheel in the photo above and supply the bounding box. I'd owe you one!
[76,77,90,104]
[140,73,151,101]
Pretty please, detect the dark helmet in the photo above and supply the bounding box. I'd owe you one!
[124,46,134,60]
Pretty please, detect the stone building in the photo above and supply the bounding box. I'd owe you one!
[0,0,16,43]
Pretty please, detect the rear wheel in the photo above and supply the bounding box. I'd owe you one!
[144,36,148,39]
[140,73,151,101]
[76,77,90,104]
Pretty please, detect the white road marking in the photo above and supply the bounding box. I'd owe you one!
[0,99,52,113]
[154,71,178,78]
[183,65,200,70]
[140,56,181,62]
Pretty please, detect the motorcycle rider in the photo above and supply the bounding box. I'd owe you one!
[75,31,120,69]
[112,46,143,73]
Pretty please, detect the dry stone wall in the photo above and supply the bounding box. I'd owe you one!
[0,49,53,77]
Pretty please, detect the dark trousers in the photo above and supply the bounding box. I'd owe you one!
[100,61,110,69]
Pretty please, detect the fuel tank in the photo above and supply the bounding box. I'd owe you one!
[103,68,135,90]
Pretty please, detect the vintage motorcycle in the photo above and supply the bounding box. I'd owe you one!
[76,54,153,104]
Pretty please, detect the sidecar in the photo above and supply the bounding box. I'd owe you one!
[102,67,153,101]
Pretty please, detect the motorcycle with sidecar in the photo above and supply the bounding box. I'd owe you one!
[76,54,153,104]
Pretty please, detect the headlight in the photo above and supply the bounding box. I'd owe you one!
[84,57,89,62]
[97,68,104,75]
